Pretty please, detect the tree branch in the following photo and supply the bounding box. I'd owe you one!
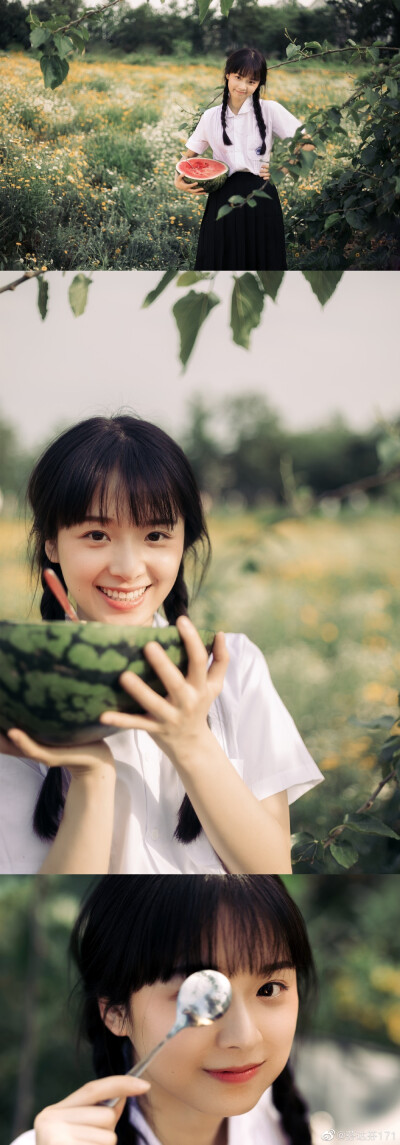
[56,0,123,36]
[0,269,44,294]
[356,770,397,813]
[317,465,400,501]
[267,44,398,73]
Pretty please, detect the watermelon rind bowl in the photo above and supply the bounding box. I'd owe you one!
[0,622,215,747]
[176,157,229,193]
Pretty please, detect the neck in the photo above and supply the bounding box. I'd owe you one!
[228,94,248,115]
[137,1090,227,1145]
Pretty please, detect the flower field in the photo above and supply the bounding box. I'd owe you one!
[0,52,358,270]
[1,508,399,865]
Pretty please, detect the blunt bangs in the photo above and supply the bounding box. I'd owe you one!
[71,877,315,1018]
[225,48,266,88]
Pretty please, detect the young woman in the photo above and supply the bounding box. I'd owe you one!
[174,48,307,271]
[0,414,323,875]
[10,874,316,1145]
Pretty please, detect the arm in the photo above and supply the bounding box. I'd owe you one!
[3,730,116,874]
[100,618,292,874]
[174,148,207,195]
[34,1076,150,1145]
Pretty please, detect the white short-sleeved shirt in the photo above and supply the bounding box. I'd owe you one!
[0,616,323,874]
[186,98,302,176]
[9,1086,289,1145]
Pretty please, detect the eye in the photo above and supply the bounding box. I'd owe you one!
[146,530,169,542]
[257,981,287,999]
[84,530,109,542]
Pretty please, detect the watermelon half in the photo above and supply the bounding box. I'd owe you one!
[176,157,229,192]
[0,621,215,747]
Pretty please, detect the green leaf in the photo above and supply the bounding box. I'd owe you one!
[252,190,272,200]
[173,290,220,367]
[216,204,233,220]
[230,273,265,350]
[324,212,342,231]
[329,840,359,868]
[40,53,69,90]
[304,41,321,51]
[68,273,92,318]
[300,149,316,173]
[302,271,343,306]
[197,0,213,22]
[228,195,245,205]
[176,272,213,286]
[286,43,302,60]
[53,34,74,59]
[343,813,400,840]
[30,27,51,48]
[386,77,398,98]
[68,28,89,51]
[363,86,379,106]
[346,38,357,47]
[220,0,234,13]
[257,271,284,301]
[142,269,177,308]
[27,11,41,27]
[247,199,257,207]
[345,209,366,230]
[37,276,48,322]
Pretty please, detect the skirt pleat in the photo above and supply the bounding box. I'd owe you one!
[194,171,287,271]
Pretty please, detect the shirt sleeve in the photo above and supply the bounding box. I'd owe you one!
[268,99,303,141]
[216,633,324,805]
[0,755,49,874]
[9,1132,36,1145]
[186,110,212,154]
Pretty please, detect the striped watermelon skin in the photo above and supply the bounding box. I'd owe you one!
[0,622,215,746]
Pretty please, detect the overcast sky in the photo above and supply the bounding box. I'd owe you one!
[0,271,398,449]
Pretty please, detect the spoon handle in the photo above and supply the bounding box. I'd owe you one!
[43,568,79,622]
[102,1032,174,1108]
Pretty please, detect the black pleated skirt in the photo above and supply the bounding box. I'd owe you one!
[194,171,287,271]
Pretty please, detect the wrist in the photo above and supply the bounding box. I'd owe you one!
[167,724,216,774]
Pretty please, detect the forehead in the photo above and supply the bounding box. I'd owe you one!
[86,471,181,527]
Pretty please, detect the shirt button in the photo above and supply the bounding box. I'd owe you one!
[150,829,159,841]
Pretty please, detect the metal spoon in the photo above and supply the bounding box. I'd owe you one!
[103,969,232,1107]
[43,568,79,622]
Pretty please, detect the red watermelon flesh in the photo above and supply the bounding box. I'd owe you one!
[176,157,229,192]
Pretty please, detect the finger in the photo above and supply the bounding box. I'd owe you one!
[0,731,24,757]
[100,710,161,734]
[176,615,209,690]
[7,728,50,761]
[56,1076,150,1109]
[206,632,230,698]
[116,667,174,717]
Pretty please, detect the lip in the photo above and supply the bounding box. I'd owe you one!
[204,1062,264,1085]
[96,585,150,612]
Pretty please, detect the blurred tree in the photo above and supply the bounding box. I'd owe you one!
[327,0,400,46]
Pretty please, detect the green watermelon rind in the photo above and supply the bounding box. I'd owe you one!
[176,158,229,193]
[0,622,215,746]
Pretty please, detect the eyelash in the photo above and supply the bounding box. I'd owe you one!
[257,981,287,999]
[83,530,170,543]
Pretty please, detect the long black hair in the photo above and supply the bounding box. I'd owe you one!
[27,414,212,848]
[222,48,267,155]
[70,875,315,1145]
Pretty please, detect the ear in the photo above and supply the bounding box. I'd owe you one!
[98,998,129,1038]
[45,539,59,564]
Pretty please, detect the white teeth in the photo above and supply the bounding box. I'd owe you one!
[99,586,147,602]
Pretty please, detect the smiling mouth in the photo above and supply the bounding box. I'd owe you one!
[97,585,149,602]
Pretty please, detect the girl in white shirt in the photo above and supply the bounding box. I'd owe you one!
[174,47,303,271]
[0,414,323,875]
[11,874,316,1145]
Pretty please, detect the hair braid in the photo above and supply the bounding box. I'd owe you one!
[88,1007,146,1145]
[253,88,266,156]
[162,562,203,845]
[32,552,70,841]
[221,79,232,146]
[272,1061,312,1145]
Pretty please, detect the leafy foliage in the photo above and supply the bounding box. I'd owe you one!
[27,8,90,90]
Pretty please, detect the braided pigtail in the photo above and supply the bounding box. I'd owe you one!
[32,552,70,841]
[272,1061,312,1145]
[221,79,232,146]
[253,88,266,156]
[163,562,203,846]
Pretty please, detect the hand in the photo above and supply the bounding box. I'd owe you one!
[100,617,229,767]
[174,172,207,194]
[2,728,115,779]
[34,1075,151,1145]
[259,162,269,180]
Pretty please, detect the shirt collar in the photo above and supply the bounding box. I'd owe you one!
[226,96,253,118]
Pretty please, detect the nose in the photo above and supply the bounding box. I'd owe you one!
[214,996,263,1052]
[106,538,147,583]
